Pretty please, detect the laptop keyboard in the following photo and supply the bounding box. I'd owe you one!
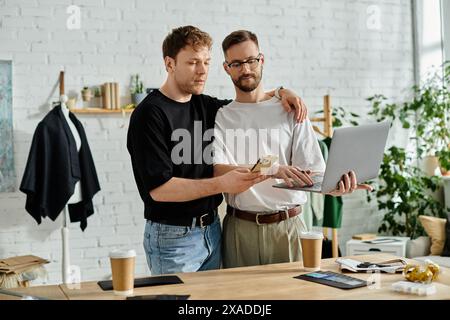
[292,174,323,189]
[272,173,325,190]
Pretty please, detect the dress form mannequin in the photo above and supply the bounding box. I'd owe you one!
[60,95,83,203]
[60,94,83,285]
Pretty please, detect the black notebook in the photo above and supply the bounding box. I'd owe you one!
[294,271,370,289]
[97,275,183,291]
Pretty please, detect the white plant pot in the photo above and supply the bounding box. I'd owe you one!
[132,93,146,106]
[421,155,440,176]
[81,90,92,102]
[406,236,430,258]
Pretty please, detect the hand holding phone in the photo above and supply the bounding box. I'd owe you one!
[251,155,278,173]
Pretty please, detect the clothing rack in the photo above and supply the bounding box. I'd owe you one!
[309,95,339,258]
[59,70,72,284]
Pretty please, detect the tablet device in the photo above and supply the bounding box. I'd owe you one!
[294,271,371,289]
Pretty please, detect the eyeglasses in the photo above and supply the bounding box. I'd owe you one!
[225,53,262,70]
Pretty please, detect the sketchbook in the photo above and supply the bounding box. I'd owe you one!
[335,258,407,273]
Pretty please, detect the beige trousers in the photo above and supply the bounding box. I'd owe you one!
[222,209,308,268]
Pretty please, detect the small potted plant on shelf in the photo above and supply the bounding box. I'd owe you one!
[81,86,92,102]
[93,86,102,98]
[130,74,146,106]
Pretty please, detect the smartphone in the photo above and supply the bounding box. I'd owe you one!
[250,155,278,173]
[250,158,262,172]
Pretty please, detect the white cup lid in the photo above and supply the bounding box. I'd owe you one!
[109,249,136,259]
[300,231,324,240]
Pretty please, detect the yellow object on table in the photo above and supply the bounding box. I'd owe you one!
[403,260,440,283]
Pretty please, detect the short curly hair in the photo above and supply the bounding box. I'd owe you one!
[222,30,259,55]
[162,25,213,59]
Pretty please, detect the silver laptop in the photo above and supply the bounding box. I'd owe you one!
[273,121,391,193]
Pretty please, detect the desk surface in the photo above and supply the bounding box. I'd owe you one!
[0,284,67,300]
[2,254,450,300]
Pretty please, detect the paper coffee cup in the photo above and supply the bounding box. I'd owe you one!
[109,250,136,296]
[300,232,323,271]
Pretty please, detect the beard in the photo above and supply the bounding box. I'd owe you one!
[232,67,263,92]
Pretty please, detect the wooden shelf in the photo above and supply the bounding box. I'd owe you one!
[69,107,135,114]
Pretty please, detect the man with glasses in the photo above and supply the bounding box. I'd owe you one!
[213,30,373,268]
[127,26,311,275]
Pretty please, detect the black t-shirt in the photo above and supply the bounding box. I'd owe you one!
[127,89,231,221]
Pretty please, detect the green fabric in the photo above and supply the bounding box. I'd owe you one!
[311,140,328,227]
[310,192,324,227]
[302,193,313,230]
[321,137,344,228]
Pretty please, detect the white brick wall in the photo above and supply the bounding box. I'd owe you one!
[0,0,414,284]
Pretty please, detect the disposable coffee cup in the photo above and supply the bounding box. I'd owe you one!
[300,232,323,271]
[109,249,136,296]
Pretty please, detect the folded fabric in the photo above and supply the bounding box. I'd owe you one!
[321,137,343,228]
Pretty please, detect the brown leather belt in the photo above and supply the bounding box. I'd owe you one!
[226,205,302,225]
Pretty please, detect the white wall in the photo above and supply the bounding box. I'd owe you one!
[443,0,450,62]
[0,0,414,284]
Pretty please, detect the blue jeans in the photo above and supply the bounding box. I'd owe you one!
[143,214,221,275]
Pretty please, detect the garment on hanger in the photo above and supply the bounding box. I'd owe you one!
[20,104,100,231]
[321,137,343,229]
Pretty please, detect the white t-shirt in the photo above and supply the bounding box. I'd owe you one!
[213,97,325,212]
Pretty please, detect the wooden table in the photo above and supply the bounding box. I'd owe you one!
[0,284,67,300]
[2,254,450,300]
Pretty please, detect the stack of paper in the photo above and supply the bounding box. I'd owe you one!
[352,233,377,240]
[336,258,407,273]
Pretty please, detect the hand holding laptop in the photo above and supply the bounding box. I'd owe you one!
[325,170,373,196]
[273,121,390,194]
[277,169,373,196]
[270,165,314,187]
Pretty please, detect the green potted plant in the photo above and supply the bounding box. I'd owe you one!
[368,146,446,238]
[130,74,146,105]
[93,86,102,98]
[368,61,450,176]
[81,86,92,102]
[315,105,361,128]
[366,62,449,239]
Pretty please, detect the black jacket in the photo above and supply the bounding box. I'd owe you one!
[20,105,100,230]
